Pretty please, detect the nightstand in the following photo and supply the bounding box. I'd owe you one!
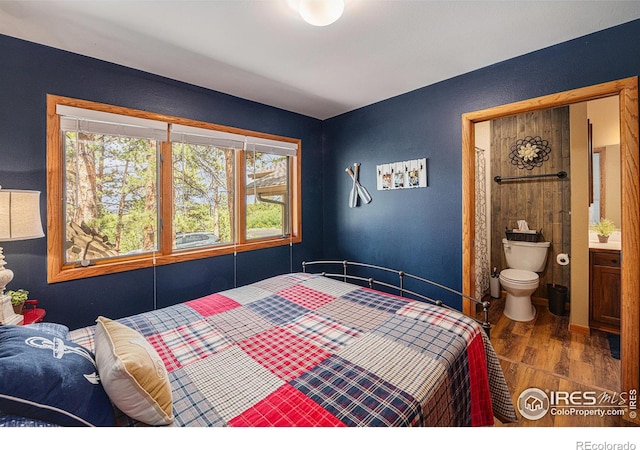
[21,300,46,325]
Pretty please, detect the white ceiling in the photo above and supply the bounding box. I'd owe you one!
[2,1,640,120]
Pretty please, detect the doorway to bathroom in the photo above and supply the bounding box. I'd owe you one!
[474,96,621,329]
[460,77,639,425]
[475,107,571,305]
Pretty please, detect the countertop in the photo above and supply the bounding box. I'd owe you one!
[588,241,621,251]
[588,231,621,251]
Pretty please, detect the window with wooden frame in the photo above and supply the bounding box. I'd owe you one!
[46,95,301,283]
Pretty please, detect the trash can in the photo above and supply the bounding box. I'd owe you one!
[489,267,501,298]
[547,284,568,316]
[490,275,501,298]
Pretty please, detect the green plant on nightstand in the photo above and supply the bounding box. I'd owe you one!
[6,289,29,314]
[590,217,616,243]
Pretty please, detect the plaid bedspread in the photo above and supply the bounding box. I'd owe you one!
[68,273,517,426]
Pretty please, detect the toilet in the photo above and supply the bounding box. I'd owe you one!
[499,238,550,321]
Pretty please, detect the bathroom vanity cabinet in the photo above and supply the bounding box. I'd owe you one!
[589,248,621,334]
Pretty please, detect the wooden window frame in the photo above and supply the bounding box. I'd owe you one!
[46,95,302,283]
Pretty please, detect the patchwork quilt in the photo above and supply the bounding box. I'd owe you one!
[67,273,516,426]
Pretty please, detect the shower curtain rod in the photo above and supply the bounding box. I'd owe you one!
[493,171,567,184]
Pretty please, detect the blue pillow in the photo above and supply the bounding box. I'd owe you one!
[0,325,115,427]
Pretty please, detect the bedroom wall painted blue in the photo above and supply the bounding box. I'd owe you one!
[0,34,324,329]
[2,18,640,328]
[322,19,640,310]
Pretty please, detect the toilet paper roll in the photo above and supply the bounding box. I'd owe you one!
[556,253,570,266]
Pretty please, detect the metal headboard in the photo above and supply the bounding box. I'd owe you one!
[302,260,491,337]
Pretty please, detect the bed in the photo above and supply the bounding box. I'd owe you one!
[0,263,517,427]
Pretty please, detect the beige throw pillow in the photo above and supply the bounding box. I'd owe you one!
[94,316,173,426]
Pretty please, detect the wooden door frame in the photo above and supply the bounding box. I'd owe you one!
[461,77,639,424]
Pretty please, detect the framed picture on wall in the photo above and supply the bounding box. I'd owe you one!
[377,158,427,190]
[377,163,392,190]
[393,162,405,189]
[407,159,421,187]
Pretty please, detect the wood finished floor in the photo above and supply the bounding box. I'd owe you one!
[483,296,635,427]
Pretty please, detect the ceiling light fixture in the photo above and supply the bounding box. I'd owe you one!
[293,0,345,27]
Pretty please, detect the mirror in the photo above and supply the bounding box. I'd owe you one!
[587,96,621,228]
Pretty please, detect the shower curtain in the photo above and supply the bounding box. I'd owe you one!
[475,147,490,299]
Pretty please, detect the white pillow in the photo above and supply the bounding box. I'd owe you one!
[94,316,173,425]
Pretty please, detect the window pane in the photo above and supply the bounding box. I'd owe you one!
[172,142,234,250]
[63,131,159,263]
[245,152,289,240]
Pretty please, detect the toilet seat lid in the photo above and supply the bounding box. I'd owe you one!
[500,269,539,283]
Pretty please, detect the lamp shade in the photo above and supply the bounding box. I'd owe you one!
[0,189,45,242]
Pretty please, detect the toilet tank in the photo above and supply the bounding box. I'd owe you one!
[502,238,550,272]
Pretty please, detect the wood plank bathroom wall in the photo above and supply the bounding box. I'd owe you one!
[490,107,571,299]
